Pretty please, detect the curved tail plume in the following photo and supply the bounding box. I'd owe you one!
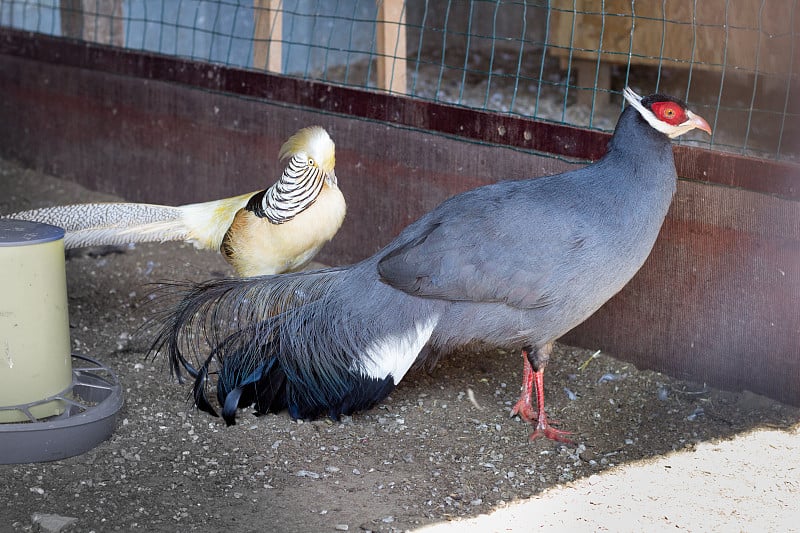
[150,265,400,425]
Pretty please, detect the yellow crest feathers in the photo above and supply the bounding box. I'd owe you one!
[278,126,336,173]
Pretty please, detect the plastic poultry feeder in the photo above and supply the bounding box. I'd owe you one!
[0,219,123,463]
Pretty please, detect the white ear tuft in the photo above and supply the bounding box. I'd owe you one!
[623,86,658,128]
[623,87,643,106]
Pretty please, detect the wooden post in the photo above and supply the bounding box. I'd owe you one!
[253,0,283,72]
[573,59,611,108]
[60,0,84,39]
[376,0,407,94]
[60,0,124,46]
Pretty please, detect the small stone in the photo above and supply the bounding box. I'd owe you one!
[31,513,78,533]
[579,449,597,463]
[335,524,349,531]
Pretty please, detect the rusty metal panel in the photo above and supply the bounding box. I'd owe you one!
[563,181,800,406]
[0,30,798,405]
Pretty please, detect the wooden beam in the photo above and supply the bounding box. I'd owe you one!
[375,0,407,94]
[253,0,283,72]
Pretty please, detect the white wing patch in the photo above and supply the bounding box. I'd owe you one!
[360,315,440,383]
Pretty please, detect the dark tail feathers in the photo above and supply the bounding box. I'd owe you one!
[149,270,396,425]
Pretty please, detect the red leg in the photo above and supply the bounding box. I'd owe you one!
[528,366,573,443]
[511,347,573,444]
[510,353,537,422]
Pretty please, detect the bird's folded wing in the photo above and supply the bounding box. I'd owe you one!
[377,213,562,310]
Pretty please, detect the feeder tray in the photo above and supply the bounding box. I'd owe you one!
[0,354,123,464]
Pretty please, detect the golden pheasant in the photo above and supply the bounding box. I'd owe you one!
[5,126,345,277]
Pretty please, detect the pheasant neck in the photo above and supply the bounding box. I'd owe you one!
[248,155,325,224]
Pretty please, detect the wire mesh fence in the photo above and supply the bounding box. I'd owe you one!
[1,0,798,161]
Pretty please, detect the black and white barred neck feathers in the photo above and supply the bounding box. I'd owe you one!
[256,154,326,224]
[250,126,336,225]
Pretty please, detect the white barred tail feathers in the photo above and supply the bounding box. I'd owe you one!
[8,193,254,251]
[8,202,187,248]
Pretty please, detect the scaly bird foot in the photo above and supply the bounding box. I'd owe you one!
[511,400,563,427]
[510,398,537,423]
[529,421,573,444]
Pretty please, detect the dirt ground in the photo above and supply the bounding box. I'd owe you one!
[1,158,798,532]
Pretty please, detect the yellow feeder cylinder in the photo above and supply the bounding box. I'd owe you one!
[0,219,72,423]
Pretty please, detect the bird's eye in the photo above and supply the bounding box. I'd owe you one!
[651,101,687,126]
[307,158,315,167]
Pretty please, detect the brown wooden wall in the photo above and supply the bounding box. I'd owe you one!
[1,30,798,405]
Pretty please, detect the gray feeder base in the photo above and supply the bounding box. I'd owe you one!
[0,354,123,464]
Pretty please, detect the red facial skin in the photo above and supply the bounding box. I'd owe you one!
[650,101,688,126]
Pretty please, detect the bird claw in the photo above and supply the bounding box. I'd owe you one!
[515,408,573,444]
[510,399,537,423]
[511,400,563,427]
[528,422,574,444]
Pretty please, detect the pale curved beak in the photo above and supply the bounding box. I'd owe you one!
[325,170,338,187]
[686,110,712,136]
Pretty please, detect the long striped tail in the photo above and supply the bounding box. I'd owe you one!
[6,203,188,248]
[148,267,396,425]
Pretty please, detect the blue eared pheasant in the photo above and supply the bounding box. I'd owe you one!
[152,88,711,442]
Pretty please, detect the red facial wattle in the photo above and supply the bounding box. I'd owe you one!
[650,101,688,126]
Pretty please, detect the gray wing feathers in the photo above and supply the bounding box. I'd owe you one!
[6,203,188,247]
[378,220,553,309]
[376,185,564,309]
